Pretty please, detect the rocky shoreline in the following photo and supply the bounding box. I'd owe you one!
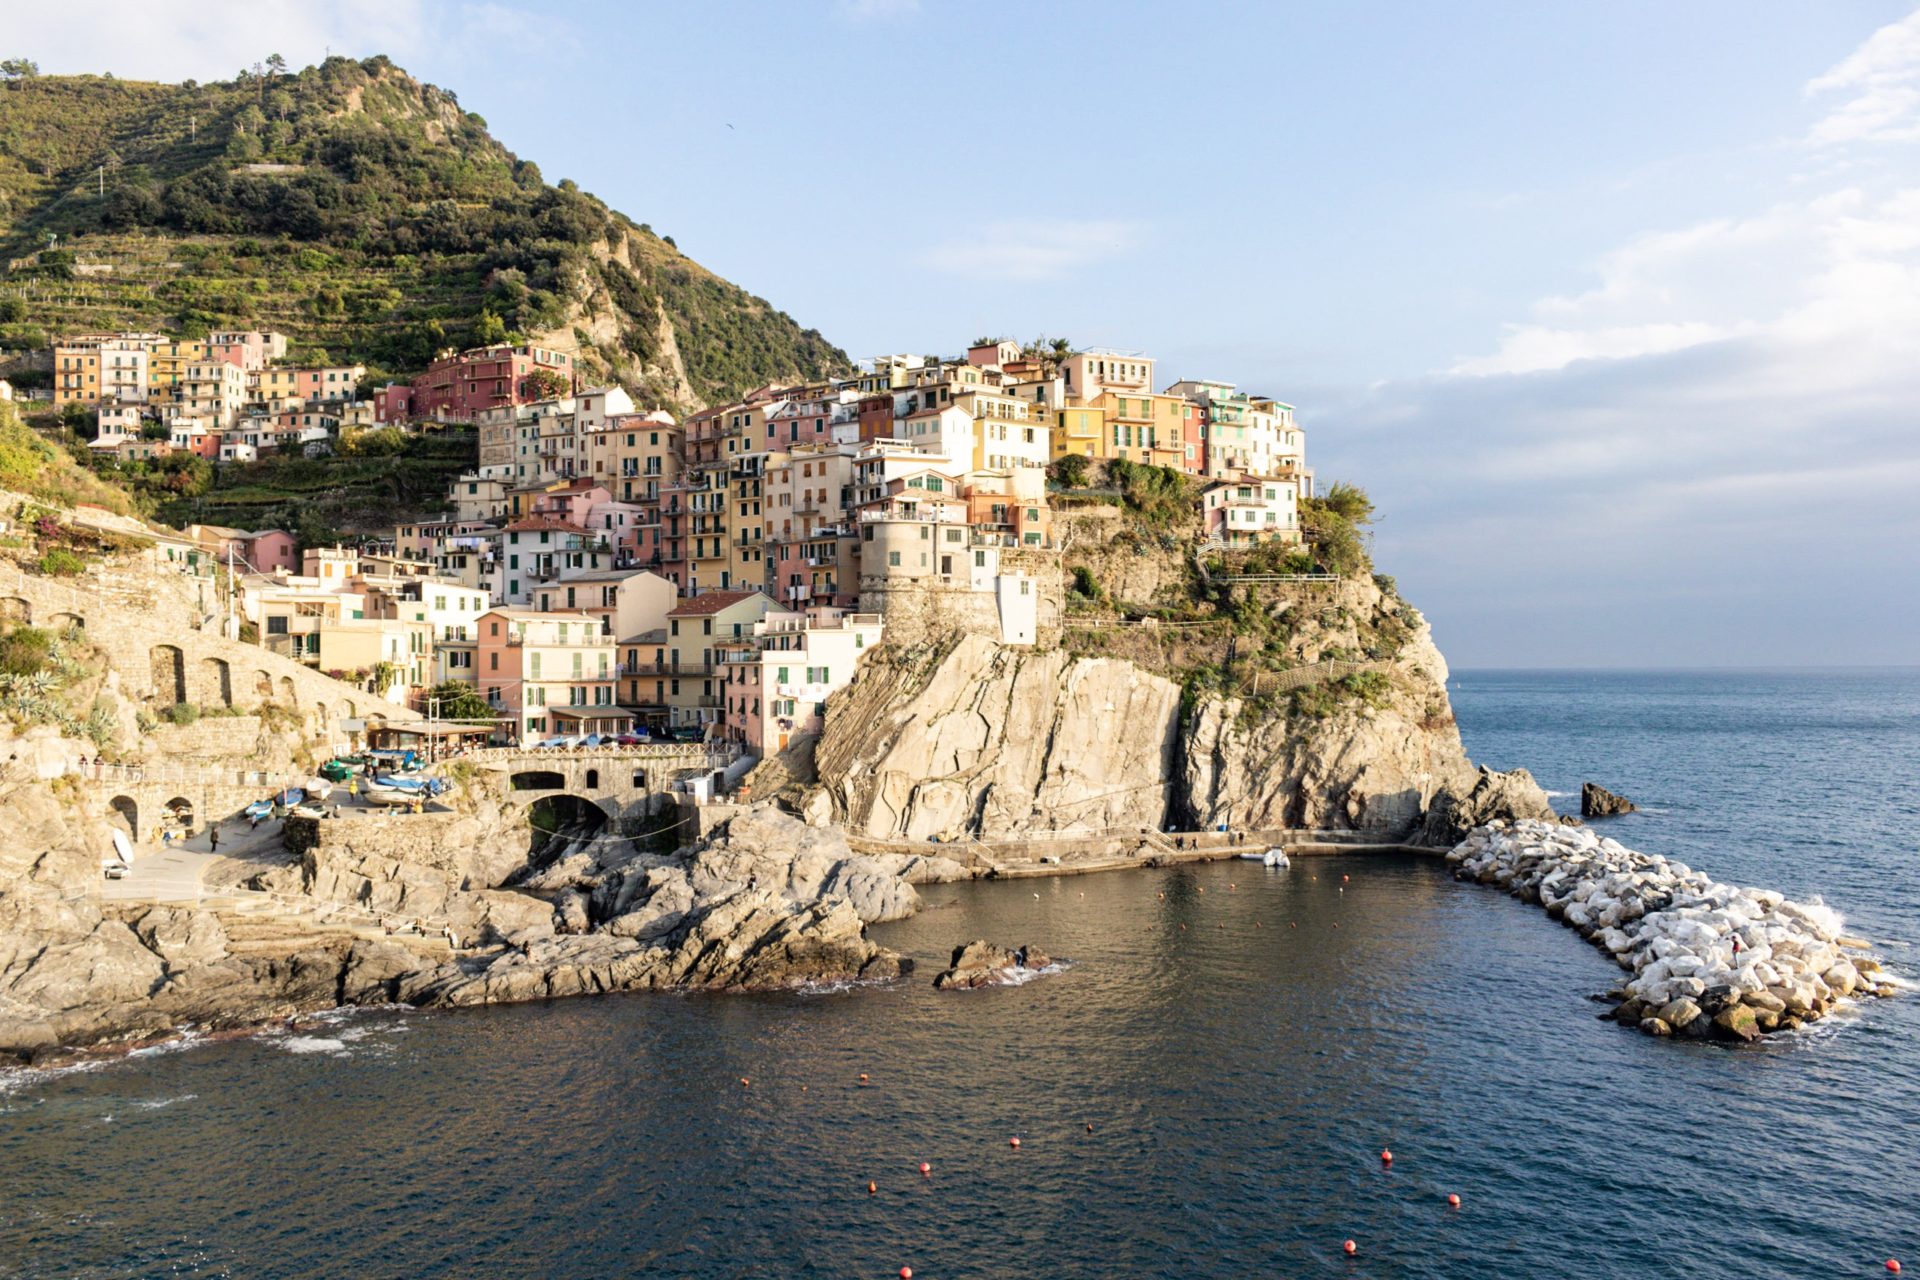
[1447,820,1897,1040]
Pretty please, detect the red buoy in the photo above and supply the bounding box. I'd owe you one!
[901,1269,914,1279]
[1009,1136,1021,1148]
[867,1181,877,1195]
[1381,1149,1393,1165]
[739,1077,749,1088]
[1343,874,1350,882]
[920,1162,931,1176]
[859,1073,870,1085]
[1344,1240,1357,1256]
[1887,1262,1901,1274]
[1086,1123,1094,1132]
[1447,1193,1461,1207]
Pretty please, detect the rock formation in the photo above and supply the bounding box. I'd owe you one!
[1581,782,1637,817]
[1447,819,1895,1040]
[932,939,1055,989]
[817,600,1552,843]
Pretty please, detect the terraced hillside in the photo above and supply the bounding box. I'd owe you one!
[0,57,849,409]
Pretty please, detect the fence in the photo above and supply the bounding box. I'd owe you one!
[67,760,298,789]
[1234,658,1387,696]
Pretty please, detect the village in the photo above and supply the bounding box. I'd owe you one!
[30,331,1316,759]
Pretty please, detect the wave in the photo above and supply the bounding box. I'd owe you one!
[277,1035,350,1056]
[131,1093,197,1110]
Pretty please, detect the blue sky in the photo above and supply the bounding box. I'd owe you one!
[19,1,1920,666]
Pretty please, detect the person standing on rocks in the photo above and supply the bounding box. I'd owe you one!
[208,824,220,854]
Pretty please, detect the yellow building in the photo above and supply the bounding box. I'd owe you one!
[52,336,106,408]
[1051,404,1109,463]
[149,339,207,398]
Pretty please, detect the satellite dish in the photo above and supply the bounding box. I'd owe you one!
[111,829,133,865]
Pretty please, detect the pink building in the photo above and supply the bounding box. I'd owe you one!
[206,330,287,372]
[378,344,575,423]
[244,530,298,574]
[474,608,622,743]
[527,480,612,528]
[720,611,884,755]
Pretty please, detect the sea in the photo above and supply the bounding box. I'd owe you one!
[2,669,1915,1279]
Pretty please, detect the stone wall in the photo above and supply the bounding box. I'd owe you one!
[858,548,1064,650]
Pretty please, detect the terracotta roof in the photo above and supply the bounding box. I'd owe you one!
[502,518,591,534]
[668,590,763,617]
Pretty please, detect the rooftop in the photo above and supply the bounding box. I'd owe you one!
[668,590,764,617]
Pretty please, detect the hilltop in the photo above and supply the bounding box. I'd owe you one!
[0,57,849,409]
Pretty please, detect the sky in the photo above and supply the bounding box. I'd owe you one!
[14,1,1920,666]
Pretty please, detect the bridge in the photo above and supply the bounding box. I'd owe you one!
[458,744,740,831]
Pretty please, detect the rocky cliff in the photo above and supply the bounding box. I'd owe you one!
[816,570,1525,842]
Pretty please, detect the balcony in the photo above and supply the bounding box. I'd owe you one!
[621,661,715,677]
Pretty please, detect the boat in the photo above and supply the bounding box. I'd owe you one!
[361,783,416,807]
[303,777,333,801]
[292,802,329,819]
[319,759,357,783]
[374,774,448,797]
[1263,848,1291,868]
[243,798,274,821]
[1236,851,1269,861]
[276,787,305,809]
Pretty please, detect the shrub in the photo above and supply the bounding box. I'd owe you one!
[163,702,200,726]
[0,625,55,677]
[35,548,85,577]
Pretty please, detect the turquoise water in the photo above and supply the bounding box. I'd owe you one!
[2,670,1915,1278]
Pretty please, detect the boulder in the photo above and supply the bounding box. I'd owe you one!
[1638,1017,1673,1037]
[553,889,592,935]
[820,857,921,924]
[1422,767,1562,846]
[932,939,1053,990]
[1711,1004,1761,1043]
[1580,783,1638,818]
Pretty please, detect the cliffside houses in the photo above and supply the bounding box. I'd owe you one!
[56,332,1314,749]
[50,327,365,458]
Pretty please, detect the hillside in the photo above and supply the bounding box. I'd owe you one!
[0,57,849,409]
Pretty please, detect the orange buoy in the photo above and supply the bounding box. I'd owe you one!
[739,1077,750,1087]
[1344,1240,1357,1256]
[919,1162,931,1176]
[1290,922,1296,928]
[867,1181,877,1195]
[1343,874,1350,882]
[859,1073,870,1085]
[901,1269,913,1279]
[1086,1123,1094,1132]
[1447,1193,1461,1207]
[801,1085,807,1092]
[1887,1262,1901,1274]
[1009,1136,1021,1148]
[1381,1149,1393,1164]
[1229,883,1236,890]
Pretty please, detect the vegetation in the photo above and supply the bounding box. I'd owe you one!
[0,400,136,512]
[93,423,475,532]
[0,58,849,405]
[1299,481,1375,578]
[425,679,495,723]
[0,620,106,736]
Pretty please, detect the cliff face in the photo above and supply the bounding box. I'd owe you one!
[817,572,1489,841]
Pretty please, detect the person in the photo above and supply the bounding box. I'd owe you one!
[161,828,173,849]
[208,824,220,854]
[347,776,358,800]
[1731,935,1743,962]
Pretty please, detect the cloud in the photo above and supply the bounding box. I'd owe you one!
[1317,15,1920,666]
[1805,6,1920,145]
[918,218,1143,282]
[9,0,568,84]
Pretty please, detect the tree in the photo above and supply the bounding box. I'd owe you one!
[0,58,39,81]
[0,295,24,324]
[1048,454,1090,490]
[426,681,496,724]
[265,53,288,77]
[524,367,569,401]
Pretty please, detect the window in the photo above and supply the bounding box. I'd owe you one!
[887,551,901,567]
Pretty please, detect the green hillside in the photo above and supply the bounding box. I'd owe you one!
[0,56,849,407]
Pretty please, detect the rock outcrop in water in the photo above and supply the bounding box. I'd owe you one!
[932,939,1055,989]
[1581,783,1637,817]
[1448,820,1896,1040]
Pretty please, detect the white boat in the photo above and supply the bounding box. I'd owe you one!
[1263,848,1291,868]
[361,783,416,807]
[1236,851,1269,861]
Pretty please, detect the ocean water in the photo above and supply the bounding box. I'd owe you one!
[2,670,1915,1278]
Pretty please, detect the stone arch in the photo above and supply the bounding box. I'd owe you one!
[313,702,329,735]
[0,597,29,624]
[526,793,610,865]
[510,769,566,791]
[198,656,232,707]
[584,767,600,790]
[47,611,83,632]
[150,644,186,704]
[341,699,356,719]
[164,796,195,832]
[107,795,139,840]
[279,675,297,706]
[254,670,274,702]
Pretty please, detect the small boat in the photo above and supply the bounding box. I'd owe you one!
[375,774,448,797]
[361,783,415,807]
[292,802,329,819]
[1263,848,1291,868]
[276,787,305,809]
[1236,851,1269,861]
[319,759,356,783]
[243,798,274,821]
[304,777,333,801]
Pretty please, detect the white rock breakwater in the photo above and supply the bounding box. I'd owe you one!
[1448,820,1897,1041]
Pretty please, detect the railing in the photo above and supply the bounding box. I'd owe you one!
[1219,573,1338,584]
[66,760,299,789]
[620,662,714,677]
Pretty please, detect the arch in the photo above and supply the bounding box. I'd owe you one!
[584,767,600,790]
[47,611,83,633]
[313,702,328,735]
[0,597,29,624]
[525,793,610,869]
[341,699,356,719]
[149,644,186,704]
[107,794,139,840]
[198,656,232,707]
[164,796,195,833]
[279,675,297,706]
[511,769,566,791]
[254,670,274,702]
